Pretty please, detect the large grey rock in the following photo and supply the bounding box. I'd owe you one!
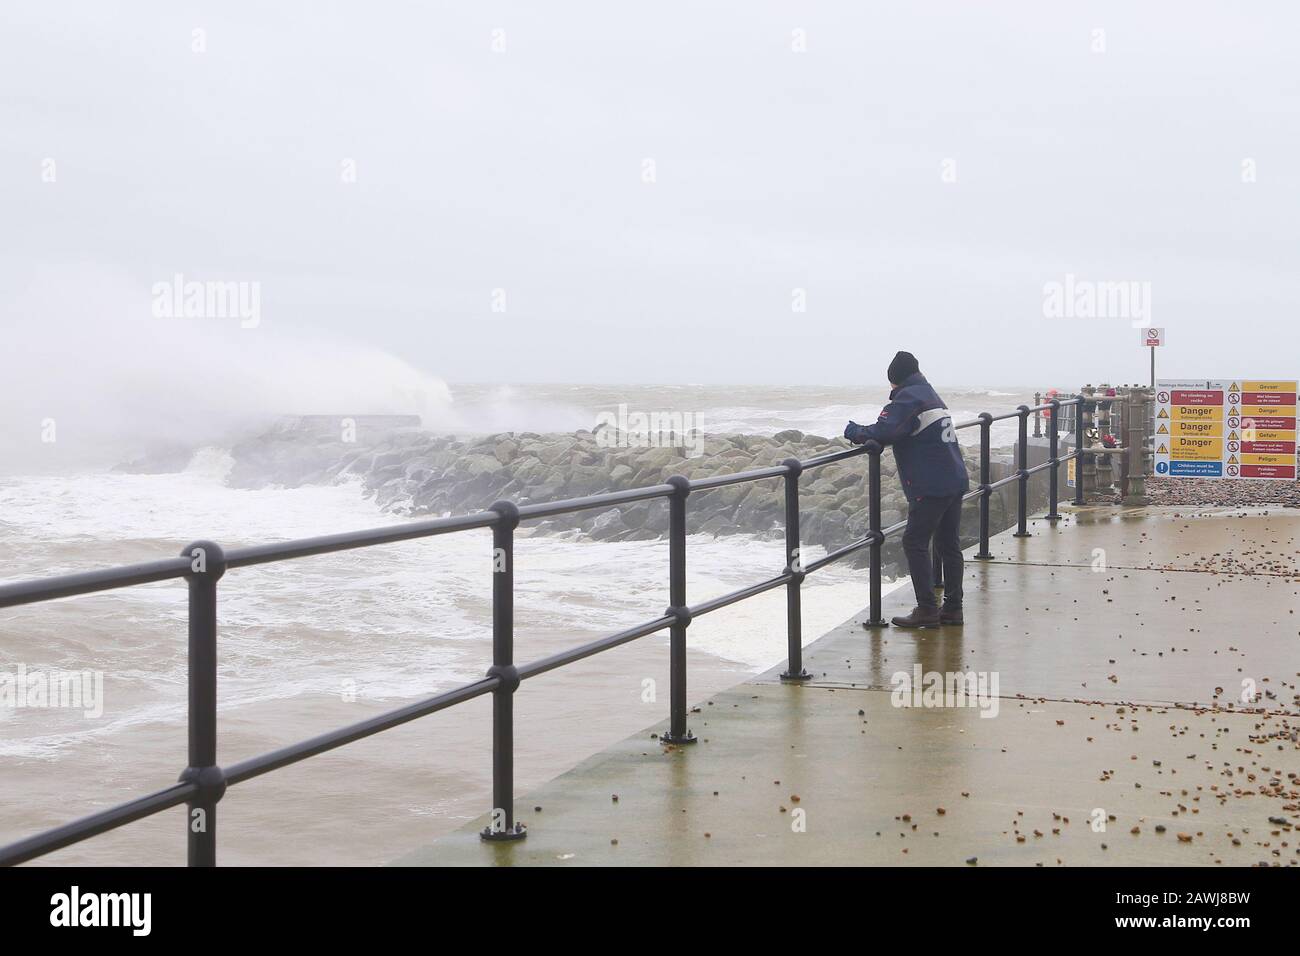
[697,514,734,536]
[733,487,782,531]
[589,508,626,540]
[459,454,504,478]
[621,502,651,529]
[493,440,519,465]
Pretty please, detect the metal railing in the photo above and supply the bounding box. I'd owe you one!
[0,396,1098,865]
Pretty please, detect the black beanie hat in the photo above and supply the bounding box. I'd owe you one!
[887,351,919,384]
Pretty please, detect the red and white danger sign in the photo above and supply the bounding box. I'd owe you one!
[1141,327,1165,347]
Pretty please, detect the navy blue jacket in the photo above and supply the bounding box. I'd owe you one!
[844,373,970,502]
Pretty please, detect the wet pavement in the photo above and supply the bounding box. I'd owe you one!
[396,505,1300,866]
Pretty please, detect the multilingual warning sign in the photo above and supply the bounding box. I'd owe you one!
[1154,379,1297,480]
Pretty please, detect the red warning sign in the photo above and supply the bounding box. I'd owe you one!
[1243,416,1296,431]
[1241,464,1297,479]
[1242,391,1296,405]
[1241,440,1297,455]
[1171,390,1224,405]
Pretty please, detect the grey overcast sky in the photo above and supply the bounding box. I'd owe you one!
[1,1,1297,413]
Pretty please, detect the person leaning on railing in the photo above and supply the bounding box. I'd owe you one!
[842,351,970,629]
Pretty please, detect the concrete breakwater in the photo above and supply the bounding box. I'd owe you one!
[220,421,1035,577]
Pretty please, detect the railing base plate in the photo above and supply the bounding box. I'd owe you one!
[779,669,813,682]
[1012,531,1032,538]
[480,824,527,842]
[659,731,697,745]
[861,619,890,629]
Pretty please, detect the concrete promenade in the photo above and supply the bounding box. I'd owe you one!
[397,504,1300,866]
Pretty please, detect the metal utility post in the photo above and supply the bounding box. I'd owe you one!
[481,501,526,842]
[974,414,994,559]
[863,442,889,627]
[1123,386,1151,504]
[1140,326,1164,386]
[661,476,696,744]
[1045,398,1062,521]
[1080,386,1098,501]
[780,459,811,681]
[1095,385,1115,495]
[180,540,227,867]
[1013,405,1031,537]
[1073,393,1088,507]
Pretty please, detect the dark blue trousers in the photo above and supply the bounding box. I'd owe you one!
[902,494,964,608]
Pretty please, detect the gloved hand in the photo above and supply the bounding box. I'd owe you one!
[843,421,864,444]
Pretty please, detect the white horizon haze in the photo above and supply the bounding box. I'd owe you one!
[2,1,1297,463]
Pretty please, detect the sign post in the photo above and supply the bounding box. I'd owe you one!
[1141,327,1164,387]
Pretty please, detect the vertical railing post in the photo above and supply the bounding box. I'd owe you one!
[780,460,811,681]
[661,476,696,743]
[1013,405,1031,537]
[863,441,888,627]
[481,501,526,841]
[974,413,994,560]
[931,542,944,594]
[1073,394,1087,506]
[1046,398,1062,521]
[179,540,226,867]
[1032,392,1042,437]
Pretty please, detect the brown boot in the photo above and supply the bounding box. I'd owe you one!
[891,605,941,629]
[940,603,963,625]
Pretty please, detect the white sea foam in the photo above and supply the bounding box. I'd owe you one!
[0,464,889,758]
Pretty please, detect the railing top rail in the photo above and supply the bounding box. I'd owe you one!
[690,464,790,491]
[0,556,193,610]
[799,444,871,469]
[517,483,675,520]
[225,510,499,569]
